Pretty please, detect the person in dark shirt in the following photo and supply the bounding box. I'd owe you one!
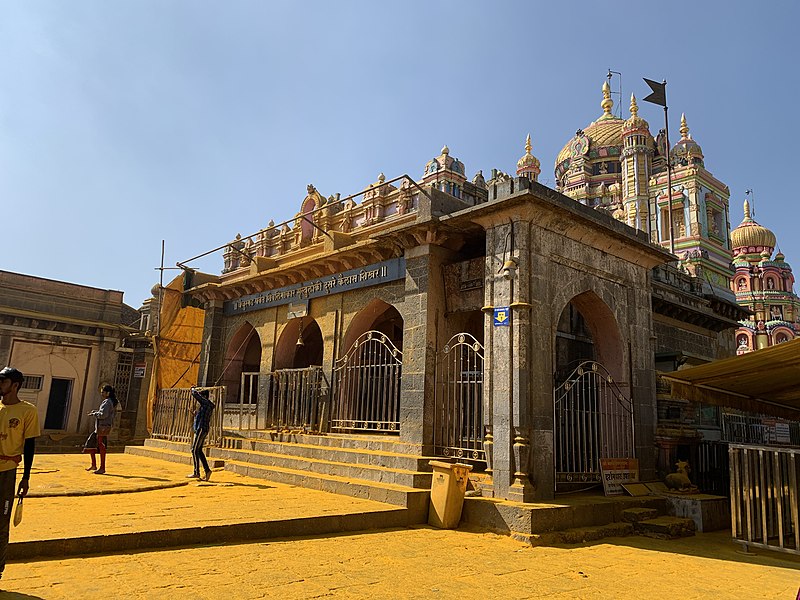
[188,388,215,481]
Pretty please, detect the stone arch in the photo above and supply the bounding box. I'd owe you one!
[342,298,404,354]
[554,289,625,385]
[736,331,752,351]
[273,317,324,370]
[772,327,794,344]
[221,322,261,403]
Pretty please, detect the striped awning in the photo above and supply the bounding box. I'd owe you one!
[660,338,800,419]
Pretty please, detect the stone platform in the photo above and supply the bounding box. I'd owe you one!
[461,491,669,544]
[661,492,731,532]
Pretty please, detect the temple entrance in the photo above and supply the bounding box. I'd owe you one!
[220,323,262,429]
[434,332,485,461]
[553,293,633,491]
[221,322,261,405]
[266,317,326,431]
[331,300,403,433]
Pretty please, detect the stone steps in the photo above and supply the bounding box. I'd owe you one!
[517,521,635,546]
[220,435,433,472]
[223,458,429,518]
[127,437,430,518]
[210,445,432,488]
[635,516,697,539]
[224,429,423,455]
[125,442,225,469]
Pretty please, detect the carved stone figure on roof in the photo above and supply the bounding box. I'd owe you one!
[398,177,414,215]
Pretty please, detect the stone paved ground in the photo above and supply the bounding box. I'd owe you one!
[0,454,798,599]
[4,528,799,599]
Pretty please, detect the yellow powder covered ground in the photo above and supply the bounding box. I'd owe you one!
[1,454,797,599]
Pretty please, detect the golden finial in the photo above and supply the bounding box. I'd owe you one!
[629,94,639,117]
[601,81,613,116]
[680,113,689,140]
[441,145,449,155]
[743,198,751,220]
[525,133,532,155]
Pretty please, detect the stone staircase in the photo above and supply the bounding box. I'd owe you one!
[127,432,697,543]
[462,492,697,545]
[621,507,697,539]
[126,431,434,519]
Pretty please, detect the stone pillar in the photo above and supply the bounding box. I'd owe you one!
[486,222,536,502]
[528,242,554,500]
[632,278,658,481]
[198,300,225,388]
[400,244,452,453]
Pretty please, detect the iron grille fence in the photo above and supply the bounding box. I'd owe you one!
[221,367,329,432]
[730,443,800,556]
[723,412,800,446]
[695,440,730,496]
[222,372,261,430]
[553,361,634,485]
[331,330,402,433]
[151,386,225,446]
[265,366,327,431]
[434,333,485,461]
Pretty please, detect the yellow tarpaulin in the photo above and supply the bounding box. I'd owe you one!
[146,275,205,432]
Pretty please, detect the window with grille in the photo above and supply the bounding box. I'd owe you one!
[20,375,44,391]
[114,353,133,410]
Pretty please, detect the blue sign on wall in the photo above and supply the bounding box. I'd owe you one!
[224,257,406,316]
[493,307,510,327]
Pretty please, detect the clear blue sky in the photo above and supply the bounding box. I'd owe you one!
[2,1,798,308]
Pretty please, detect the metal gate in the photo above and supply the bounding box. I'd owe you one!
[331,330,402,433]
[553,361,634,486]
[434,333,485,461]
[265,366,327,432]
[223,371,260,430]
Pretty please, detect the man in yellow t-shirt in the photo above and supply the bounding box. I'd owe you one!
[0,367,40,581]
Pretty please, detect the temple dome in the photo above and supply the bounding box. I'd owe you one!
[731,198,776,255]
[555,81,627,170]
[623,94,649,132]
[671,113,704,164]
[516,134,541,175]
[423,145,465,178]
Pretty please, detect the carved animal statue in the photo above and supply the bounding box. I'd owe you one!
[665,459,693,491]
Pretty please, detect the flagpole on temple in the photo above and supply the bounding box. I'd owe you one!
[643,78,674,255]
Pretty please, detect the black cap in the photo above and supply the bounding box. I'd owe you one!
[0,367,24,385]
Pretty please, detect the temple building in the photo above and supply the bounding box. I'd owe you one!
[729,198,800,353]
[148,80,790,504]
[556,83,733,292]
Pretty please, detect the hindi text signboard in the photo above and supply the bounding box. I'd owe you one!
[599,458,639,496]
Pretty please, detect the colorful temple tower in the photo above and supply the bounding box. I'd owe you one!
[554,81,733,293]
[730,198,800,352]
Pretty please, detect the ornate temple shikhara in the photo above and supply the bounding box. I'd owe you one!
[730,198,799,352]
[163,80,797,503]
[554,82,733,291]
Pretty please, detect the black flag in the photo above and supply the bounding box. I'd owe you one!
[643,78,667,107]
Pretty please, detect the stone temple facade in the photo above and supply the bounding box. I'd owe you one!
[177,81,766,501]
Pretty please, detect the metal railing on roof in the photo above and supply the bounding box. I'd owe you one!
[176,174,432,270]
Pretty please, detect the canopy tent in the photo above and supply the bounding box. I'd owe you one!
[660,337,800,420]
